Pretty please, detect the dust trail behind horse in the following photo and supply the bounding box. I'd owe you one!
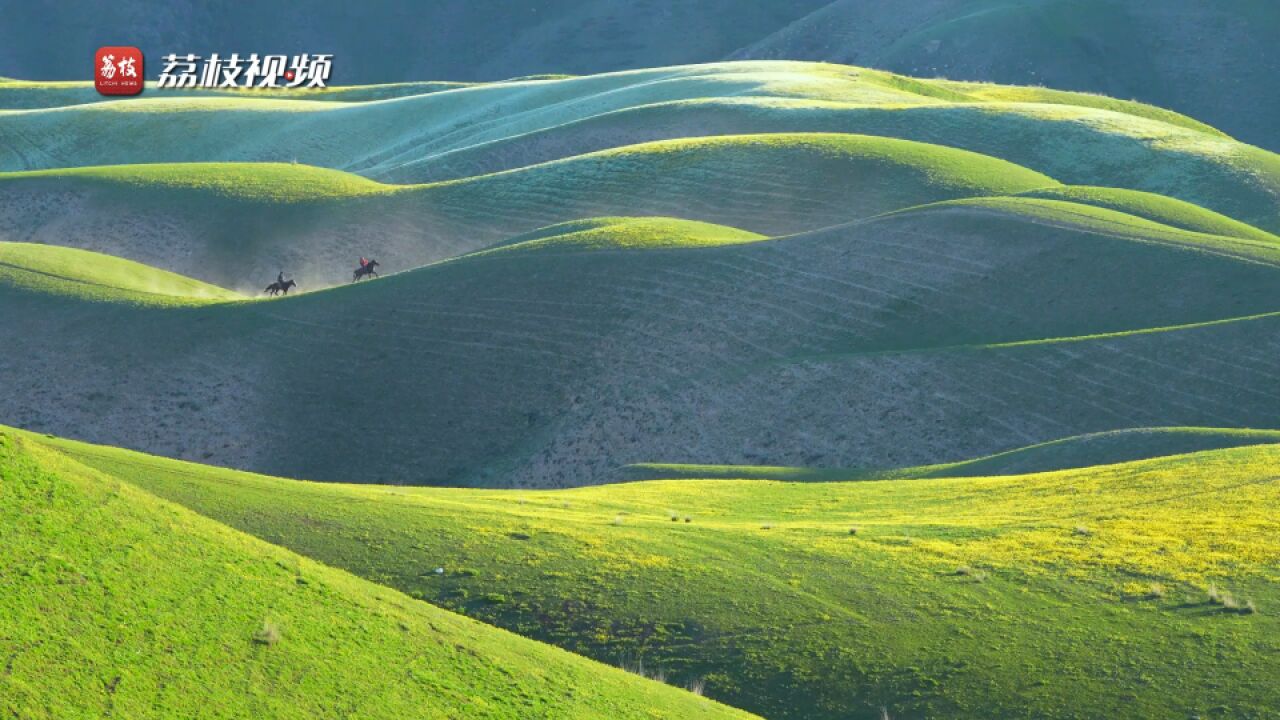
[265,279,297,296]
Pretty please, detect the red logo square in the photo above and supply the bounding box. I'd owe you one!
[95,47,144,96]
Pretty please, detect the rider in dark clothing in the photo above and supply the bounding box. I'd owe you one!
[277,271,286,287]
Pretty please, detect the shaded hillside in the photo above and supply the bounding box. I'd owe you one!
[6,201,1280,486]
[2,3,1274,150]
[733,0,1280,152]
[622,427,1280,481]
[0,1,828,84]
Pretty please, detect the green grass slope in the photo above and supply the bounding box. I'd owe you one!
[0,78,471,109]
[27,428,1280,720]
[622,427,1280,482]
[902,427,1280,479]
[480,217,767,255]
[0,2,832,86]
[0,430,752,720]
[734,0,1280,152]
[890,197,1280,265]
[0,62,1223,173]
[379,98,1280,234]
[5,62,1275,236]
[6,202,1280,486]
[3,2,1276,152]
[0,134,1059,287]
[1017,186,1279,243]
[0,241,241,305]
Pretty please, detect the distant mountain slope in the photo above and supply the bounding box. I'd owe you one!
[0,430,753,720]
[4,63,1274,238]
[6,204,1280,486]
[732,0,1280,152]
[27,428,1280,720]
[0,1,829,85]
[2,2,1274,151]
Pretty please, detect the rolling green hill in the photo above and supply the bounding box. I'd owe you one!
[0,77,472,109]
[623,427,1280,481]
[0,429,753,720]
[0,133,1062,287]
[3,63,1275,290]
[0,62,1227,176]
[6,200,1280,486]
[0,241,242,305]
[4,63,1274,236]
[19,426,1280,720]
[0,1,831,88]
[733,0,1280,152]
[1016,186,1280,243]
[2,2,1275,152]
[4,20,1280,719]
[6,13,1280,720]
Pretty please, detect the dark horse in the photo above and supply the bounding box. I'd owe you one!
[353,259,380,282]
[264,279,297,296]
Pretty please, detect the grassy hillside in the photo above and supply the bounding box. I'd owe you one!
[0,1,830,85]
[1,2,1274,150]
[0,241,241,305]
[0,429,752,720]
[24,427,1280,719]
[0,77,471,109]
[480,217,767,255]
[6,203,1280,486]
[5,64,1275,292]
[1017,186,1280,243]
[893,197,1280,264]
[0,62,1226,175]
[623,427,1280,481]
[0,133,1061,287]
[903,427,1280,479]
[4,62,1274,237]
[734,0,1280,152]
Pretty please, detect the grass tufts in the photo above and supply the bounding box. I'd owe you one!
[253,619,281,646]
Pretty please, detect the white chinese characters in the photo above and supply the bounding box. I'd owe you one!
[158,53,332,89]
[98,54,137,80]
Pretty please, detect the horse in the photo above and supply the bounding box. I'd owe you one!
[353,259,380,282]
[265,279,297,296]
